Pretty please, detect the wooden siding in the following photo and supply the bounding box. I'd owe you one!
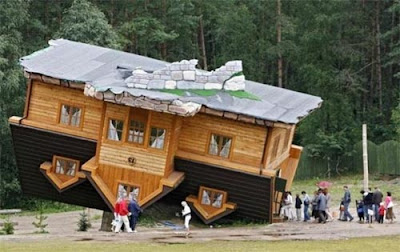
[24,81,103,140]
[178,113,267,170]
[10,123,109,211]
[98,103,175,176]
[264,125,295,170]
[169,158,272,221]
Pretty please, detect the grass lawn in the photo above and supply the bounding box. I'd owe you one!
[2,236,399,252]
[291,174,400,210]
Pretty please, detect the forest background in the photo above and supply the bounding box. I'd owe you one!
[0,0,399,208]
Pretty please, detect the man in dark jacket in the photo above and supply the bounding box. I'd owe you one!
[363,189,373,223]
[342,186,353,221]
[372,187,383,222]
[128,195,142,232]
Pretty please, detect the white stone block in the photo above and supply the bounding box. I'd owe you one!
[165,80,177,89]
[180,64,189,70]
[132,69,147,75]
[189,59,198,65]
[126,82,134,88]
[204,82,223,90]
[171,71,183,80]
[170,63,180,71]
[183,71,196,81]
[134,84,148,89]
[172,100,183,106]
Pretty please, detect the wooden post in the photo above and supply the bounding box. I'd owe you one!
[362,124,369,191]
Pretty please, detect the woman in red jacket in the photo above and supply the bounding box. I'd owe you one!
[114,195,133,233]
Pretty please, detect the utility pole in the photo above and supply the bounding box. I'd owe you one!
[362,124,369,191]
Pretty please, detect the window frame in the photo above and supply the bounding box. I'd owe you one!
[57,102,84,129]
[52,155,80,178]
[148,126,167,150]
[117,181,141,200]
[126,108,149,146]
[198,186,227,209]
[106,118,125,142]
[207,132,234,159]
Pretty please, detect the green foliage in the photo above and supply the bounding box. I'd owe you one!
[191,89,217,96]
[392,99,400,140]
[56,0,120,49]
[32,206,48,234]
[77,210,91,231]
[1,216,15,235]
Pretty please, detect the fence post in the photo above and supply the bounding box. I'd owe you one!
[362,124,369,191]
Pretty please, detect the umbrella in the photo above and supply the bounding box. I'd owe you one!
[316,181,332,189]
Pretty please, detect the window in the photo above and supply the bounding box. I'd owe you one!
[208,134,232,158]
[199,187,226,209]
[53,156,79,177]
[117,183,140,200]
[127,120,145,144]
[108,119,124,141]
[149,127,166,149]
[59,104,82,127]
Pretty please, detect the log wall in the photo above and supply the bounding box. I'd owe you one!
[178,113,267,170]
[25,81,103,140]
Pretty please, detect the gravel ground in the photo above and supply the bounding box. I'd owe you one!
[1,207,399,244]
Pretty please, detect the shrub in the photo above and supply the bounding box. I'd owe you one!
[2,216,15,235]
[77,210,91,231]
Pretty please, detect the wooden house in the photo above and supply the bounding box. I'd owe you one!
[9,39,322,224]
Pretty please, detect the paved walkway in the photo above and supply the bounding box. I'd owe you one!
[1,209,400,244]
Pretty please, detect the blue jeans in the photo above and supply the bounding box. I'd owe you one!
[364,204,373,222]
[304,204,310,221]
[129,215,138,231]
[343,203,353,221]
[373,204,379,221]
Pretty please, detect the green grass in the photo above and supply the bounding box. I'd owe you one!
[157,89,260,100]
[226,90,261,100]
[291,174,400,208]
[2,236,400,251]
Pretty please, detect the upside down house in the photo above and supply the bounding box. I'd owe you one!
[9,39,322,224]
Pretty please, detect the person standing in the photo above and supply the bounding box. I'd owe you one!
[385,192,395,223]
[128,193,142,233]
[323,188,333,221]
[317,189,327,223]
[114,194,133,233]
[295,194,302,221]
[378,202,385,224]
[372,187,383,222]
[181,201,191,235]
[302,191,310,222]
[363,189,373,223]
[342,185,353,221]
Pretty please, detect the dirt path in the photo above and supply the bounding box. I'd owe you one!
[1,208,400,244]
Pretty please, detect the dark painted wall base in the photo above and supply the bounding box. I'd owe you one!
[10,123,109,211]
[169,158,272,222]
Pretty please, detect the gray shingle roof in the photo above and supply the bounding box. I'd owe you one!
[20,39,322,124]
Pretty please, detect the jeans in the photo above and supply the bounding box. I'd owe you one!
[129,215,138,231]
[304,204,310,221]
[343,203,353,221]
[364,204,373,222]
[373,204,379,221]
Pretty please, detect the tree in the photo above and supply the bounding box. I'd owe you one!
[0,0,29,208]
[56,0,120,49]
[392,99,400,140]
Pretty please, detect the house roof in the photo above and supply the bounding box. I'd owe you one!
[20,39,322,124]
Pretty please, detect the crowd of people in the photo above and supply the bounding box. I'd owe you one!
[280,185,396,224]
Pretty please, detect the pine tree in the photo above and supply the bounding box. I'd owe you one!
[77,210,91,231]
[32,208,48,233]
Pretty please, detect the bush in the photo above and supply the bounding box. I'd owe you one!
[2,216,15,235]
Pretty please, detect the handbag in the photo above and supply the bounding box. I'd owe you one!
[387,201,394,208]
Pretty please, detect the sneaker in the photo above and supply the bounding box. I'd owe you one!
[133,230,137,233]
[349,218,354,222]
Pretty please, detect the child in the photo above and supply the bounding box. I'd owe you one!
[181,201,191,235]
[378,202,385,224]
[295,194,302,221]
[356,200,364,223]
[339,198,345,221]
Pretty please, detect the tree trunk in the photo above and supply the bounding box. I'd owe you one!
[198,16,208,70]
[375,0,383,113]
[277,0,283,88]
[100,211,114,232]
[160,0,167,60]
